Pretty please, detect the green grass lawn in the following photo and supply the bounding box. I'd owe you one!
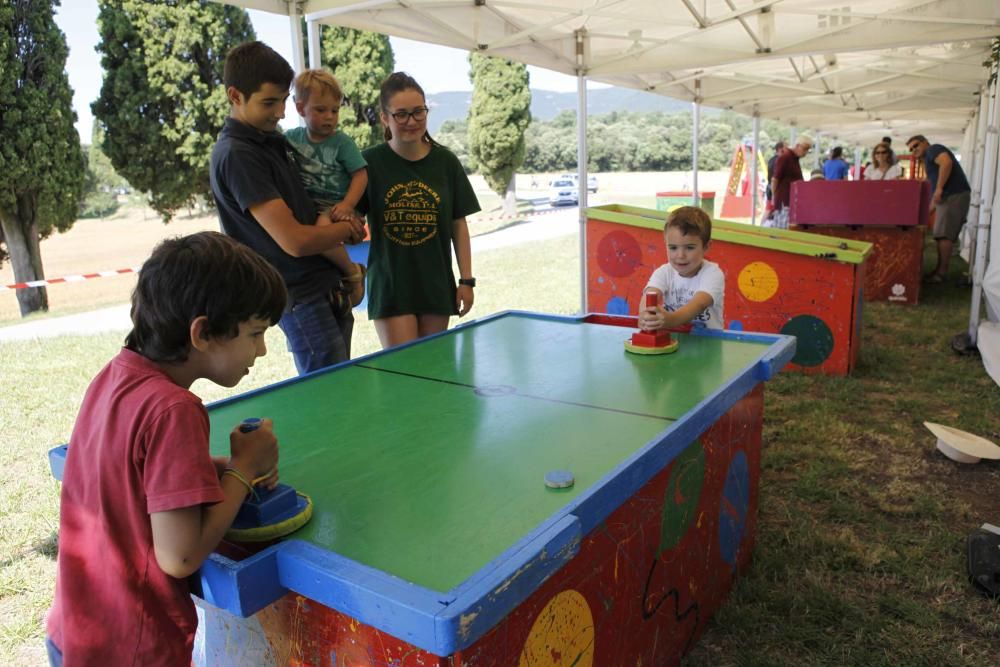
[2,232,998,665]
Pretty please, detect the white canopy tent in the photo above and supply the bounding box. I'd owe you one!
[228,1,998,144]
[216,0,1000,384]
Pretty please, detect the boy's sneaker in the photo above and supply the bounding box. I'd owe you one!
[344,263,366,307]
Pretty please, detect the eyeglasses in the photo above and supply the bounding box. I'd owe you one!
[388,107,429,123]
[874,150,888,155]
[906,144,919,152]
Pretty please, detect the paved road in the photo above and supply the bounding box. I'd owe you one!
[0,207,582,343]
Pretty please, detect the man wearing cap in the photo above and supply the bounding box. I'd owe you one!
[769,136,813,225]
[906,135,971,283]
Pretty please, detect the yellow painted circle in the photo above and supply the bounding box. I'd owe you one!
[738,261,779,302]
[518,589,595,666]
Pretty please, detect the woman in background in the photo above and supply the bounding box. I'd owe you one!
[864,142,902,180]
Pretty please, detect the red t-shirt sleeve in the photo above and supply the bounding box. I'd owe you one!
[142,400,225,513]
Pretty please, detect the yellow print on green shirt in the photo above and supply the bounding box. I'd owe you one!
[383,180,442,246]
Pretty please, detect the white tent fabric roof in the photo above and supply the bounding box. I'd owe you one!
[225,0,1000,146]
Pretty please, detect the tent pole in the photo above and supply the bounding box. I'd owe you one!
[969,70,1000,345]
[853,143,861,180]
[576,30,589,315]
[750,109,760,226]
[692,80,701,207]
[288,8,305,73]
[307,20,321,68]
[964,87,991,286]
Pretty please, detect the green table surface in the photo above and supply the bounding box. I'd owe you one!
[208,315,768,592]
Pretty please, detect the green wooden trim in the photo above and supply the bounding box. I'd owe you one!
[585,203,872,264]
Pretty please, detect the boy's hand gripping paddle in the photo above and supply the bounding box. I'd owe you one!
[224,418,313,542]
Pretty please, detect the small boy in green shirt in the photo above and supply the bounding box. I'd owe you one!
[285,68,369,306]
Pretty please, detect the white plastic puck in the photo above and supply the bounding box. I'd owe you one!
[544,470,575,489]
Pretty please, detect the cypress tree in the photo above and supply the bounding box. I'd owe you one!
[0,0,85,316]
[319,26,394,150]
[92,0,254,221]
[467,53,531,214]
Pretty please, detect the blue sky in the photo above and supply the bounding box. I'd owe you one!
[54,0,597,140]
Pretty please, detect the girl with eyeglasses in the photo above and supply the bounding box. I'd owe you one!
[360,72,480,349]
[864,142,902,180]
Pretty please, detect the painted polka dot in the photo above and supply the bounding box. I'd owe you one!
[605,296,629,315]
[658,442,706,555]
[596,231,642,278]
[780,314,835,367]
[519,590,595,667]
[737,261,779,302]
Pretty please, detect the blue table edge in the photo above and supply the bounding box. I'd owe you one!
[47,310,796,656]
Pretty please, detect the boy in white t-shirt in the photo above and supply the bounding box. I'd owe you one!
[640,206,725,331]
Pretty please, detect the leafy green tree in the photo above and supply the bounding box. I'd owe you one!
[0,0,85,316]
[467,53,531,213]
[80,125,129,219]
[519,108,794,175]
[92,0,254,221]
[698,121,733,170]
[80,152,119,220]
[435,119,471,172]
[319,26,393,150]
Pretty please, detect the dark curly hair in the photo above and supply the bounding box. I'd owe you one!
[224,41,293,99]
[126,232,286,363]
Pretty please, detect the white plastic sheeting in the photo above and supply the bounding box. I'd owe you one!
[980,181,1000,386]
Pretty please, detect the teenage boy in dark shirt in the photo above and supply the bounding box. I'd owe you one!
[210,41,365,374]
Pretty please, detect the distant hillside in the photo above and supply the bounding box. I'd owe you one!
[426,87,694,132]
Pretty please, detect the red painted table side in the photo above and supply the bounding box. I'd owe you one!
[792,225,923,305]
[585,219,863,375]
[214,387,764,667]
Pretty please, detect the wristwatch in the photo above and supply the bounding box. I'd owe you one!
[458,277,476,288]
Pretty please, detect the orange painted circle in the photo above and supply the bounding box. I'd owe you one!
[518,589,595,666]
[737,261,779,302]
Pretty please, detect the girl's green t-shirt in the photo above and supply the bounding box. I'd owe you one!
[362,143,480,319]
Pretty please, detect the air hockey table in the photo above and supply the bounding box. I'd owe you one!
[49,311,794,666]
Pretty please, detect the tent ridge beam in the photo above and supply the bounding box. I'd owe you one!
[723,0,767,53]
[679,0,708,28]
[779,7,1000,29]
[305,0,395,22]
[483,12,579,51]
[482,5,576,72]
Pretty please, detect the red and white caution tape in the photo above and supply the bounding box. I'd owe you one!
[2,267,140,291]
[2,207,565,291]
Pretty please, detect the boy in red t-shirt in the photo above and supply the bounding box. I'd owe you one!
[46,232,286,666]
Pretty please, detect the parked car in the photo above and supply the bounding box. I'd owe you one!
[555,173,598,193]
[548,179,579,206]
